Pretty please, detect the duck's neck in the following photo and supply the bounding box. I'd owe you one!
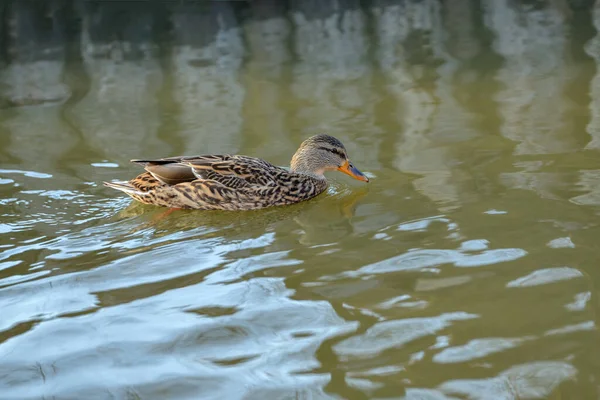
[289,160,329,195]
[290,163,326,180]
[292,170,326,181]
[289,153,325,179]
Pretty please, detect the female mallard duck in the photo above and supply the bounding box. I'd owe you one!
[104,134,368,210]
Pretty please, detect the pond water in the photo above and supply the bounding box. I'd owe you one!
[1,0,600,398]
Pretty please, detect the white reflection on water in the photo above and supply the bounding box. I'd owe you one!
[1,276,358,399]
[439,361,577,399]
[433,337,530,364]
[565,292,591,311]
[544,321,596,336]
[0,230,285,332]
[506,267,583,288]
[546,236,575,249]
[349,246,527,276]
[334,312,477,358]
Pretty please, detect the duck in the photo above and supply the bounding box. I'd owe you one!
[103,134,369,210]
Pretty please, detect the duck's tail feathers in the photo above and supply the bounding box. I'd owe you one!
[103,181,144,196]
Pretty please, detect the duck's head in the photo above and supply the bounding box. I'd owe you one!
[290,134,369,182]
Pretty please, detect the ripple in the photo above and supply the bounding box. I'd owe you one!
[544,321,596,336]
[0,169,52,179]
[0,270,51,289]
[347,245,527,276]
[334,312,477,358]
[0,222,28,234]
[205,250,303,284]
[433,337,529,364]
[0,278,357,399]
[439,361,577,399]
[546,237,575,248]
[506,267,583,288]
[91,162,120,168]
[397,215,452,232]
[0,260,21,271]
[565,292,591,311]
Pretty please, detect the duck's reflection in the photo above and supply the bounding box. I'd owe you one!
[292,185,369,245]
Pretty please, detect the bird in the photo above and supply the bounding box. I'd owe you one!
[103,134,369,210]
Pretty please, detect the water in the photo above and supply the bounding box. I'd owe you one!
[1,0,600,398]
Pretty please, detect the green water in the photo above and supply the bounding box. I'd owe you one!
[1,0,600,398]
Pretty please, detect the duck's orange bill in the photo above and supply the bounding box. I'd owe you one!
[338,160,369,182]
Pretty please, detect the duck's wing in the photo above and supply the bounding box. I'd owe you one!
[130,156,199,185]
[131,155,286,188]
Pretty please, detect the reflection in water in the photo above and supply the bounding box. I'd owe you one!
[171,3,245,155]
[290,0,381,171]
[375,1,461,207]
[242,0,294,159]
[486,0,576,155]
[1,3,74,178]
[587,0,600,150]
[485,0,592,204]
[334,312,477,358]
[69,2,167,160]
[1,0,600,398]
[440,361,577,399]
[0,2,71,108]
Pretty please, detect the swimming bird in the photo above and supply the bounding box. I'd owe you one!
[103,134,368,210]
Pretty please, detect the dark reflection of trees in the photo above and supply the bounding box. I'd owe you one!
[0,1,71,107]
[4,1,67,63]
[0,0,595,114]
[81,1,165,59]
[167,1,245,156]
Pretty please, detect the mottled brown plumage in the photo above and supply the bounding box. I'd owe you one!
[103,134,369,210]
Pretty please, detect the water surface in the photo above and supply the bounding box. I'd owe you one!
[1,0,600,399]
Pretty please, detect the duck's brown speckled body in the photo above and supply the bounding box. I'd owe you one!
[104,134,368,210]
